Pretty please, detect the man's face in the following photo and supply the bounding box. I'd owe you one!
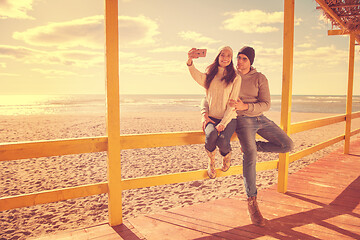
[237,54,251,73]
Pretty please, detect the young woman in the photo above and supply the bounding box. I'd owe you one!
[187,46,241,179]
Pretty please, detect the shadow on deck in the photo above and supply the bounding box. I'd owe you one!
[38,139,360,240]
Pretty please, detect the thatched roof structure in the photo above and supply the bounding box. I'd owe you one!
[316,0,360,42]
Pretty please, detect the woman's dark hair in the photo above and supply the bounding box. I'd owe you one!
[204,51,236,89]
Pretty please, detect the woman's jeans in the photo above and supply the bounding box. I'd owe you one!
[236,114,294,197]
[205,117,237,156]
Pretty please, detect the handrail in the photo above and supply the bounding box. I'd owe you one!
[290,114,345,134]
[0,182,108,212]
[0,137,108,162]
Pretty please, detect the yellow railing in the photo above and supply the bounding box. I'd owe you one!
[1,111,360,212]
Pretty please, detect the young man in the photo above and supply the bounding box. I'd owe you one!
[201,46,294,226]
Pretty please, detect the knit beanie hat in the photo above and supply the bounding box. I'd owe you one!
[237,46,255,65]
[217,46,233,57]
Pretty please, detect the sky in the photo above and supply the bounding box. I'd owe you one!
[0,0,359,96]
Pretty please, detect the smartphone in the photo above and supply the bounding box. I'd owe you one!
[192,49,207,58]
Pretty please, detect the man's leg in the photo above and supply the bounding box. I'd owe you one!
[256,115,294,153]
[236,116,266,226]
[235,116,258,197]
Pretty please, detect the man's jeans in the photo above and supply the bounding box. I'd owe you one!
[236,114,294,197]
[205,117,237,156]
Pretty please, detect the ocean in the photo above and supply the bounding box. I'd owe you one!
[0,94,359,116]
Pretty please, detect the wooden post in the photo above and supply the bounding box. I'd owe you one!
[278,0,294,193]
[344,33,355,154]
[105,0,122,225]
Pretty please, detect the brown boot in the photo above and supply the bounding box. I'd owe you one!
[221,151,231,172]
[247,196,266,226]
[205,149,216,179]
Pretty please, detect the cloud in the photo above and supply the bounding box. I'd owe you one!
[0,45,38,59]
[312,13,330,30]
[31,68,78,78]
[223,9,283,33]
[178,31,220,45]
[12,15,160,49]
[120,51,184,74]
[0,73,18,76]
[294,45,347,68]
[297,43,312,48]
[149,46,190,53]
[0,0,34,19]
[13,16,104,49]
[119,15,160,47]
[0,45,103,67]
[249,44,347,71]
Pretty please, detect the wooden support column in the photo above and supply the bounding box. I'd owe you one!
[278,0,294,193]
[344,33,355,154]
[105,0,122,225]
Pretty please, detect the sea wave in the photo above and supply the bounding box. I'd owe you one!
[1,94,360,115]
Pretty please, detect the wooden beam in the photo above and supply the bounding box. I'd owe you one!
[328,29,351,35]
[0,137,107,161]
[105,0,122,226]
[344,34,356,154]
[289,135,344,163]
[290,114,345,134]
[278,0,294,194]
[0,183,108,211]
[121,160,278,190]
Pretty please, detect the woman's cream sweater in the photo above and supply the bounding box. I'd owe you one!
[188,64,241,127]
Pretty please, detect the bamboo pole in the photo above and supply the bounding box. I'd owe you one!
[105,0,122,225]
[344,33,355,154]
[278,0,294,193]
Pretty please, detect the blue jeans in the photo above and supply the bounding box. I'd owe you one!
[205,117,237,156]
[236,115,294,197]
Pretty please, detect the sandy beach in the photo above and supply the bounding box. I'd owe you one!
[1,111,360,240]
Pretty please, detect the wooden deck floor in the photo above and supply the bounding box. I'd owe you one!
[38,139,360,240]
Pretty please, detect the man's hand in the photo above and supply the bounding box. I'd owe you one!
[201,113,215,132]
[229,97,248,111]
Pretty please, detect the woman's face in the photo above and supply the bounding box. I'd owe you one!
[218,49,232,68]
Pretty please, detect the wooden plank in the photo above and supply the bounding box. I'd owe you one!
[290,114,345,134]
[344,33,356,153]
[121,160,278,190]
[105,0,123,226]
[278,0,295,193]
[0,182,108,211]
[289,135,344,163]
[0,137,107,161]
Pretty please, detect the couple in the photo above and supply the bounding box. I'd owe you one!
[187,46,294,227]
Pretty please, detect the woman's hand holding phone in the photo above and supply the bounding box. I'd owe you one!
[188,48,207,59]
[187,48,207,66]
